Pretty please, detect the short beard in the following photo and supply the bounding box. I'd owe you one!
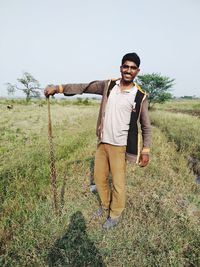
[121,78,134,85]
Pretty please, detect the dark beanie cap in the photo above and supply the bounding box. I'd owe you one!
[122,53,140,67]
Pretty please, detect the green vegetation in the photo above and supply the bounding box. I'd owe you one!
[150,110,200,160]
[0,99,199,266]
[2,97,99,107]
[154,99,200,116]
[137,73,174,109]
[6,72,42,101]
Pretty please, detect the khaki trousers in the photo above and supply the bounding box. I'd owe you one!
[94,143,126,218]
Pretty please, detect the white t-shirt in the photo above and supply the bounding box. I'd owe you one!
[102,81,137,146]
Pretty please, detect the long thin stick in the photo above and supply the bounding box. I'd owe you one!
[47,97,58,214]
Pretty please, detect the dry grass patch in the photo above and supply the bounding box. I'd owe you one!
[0,101,200,266]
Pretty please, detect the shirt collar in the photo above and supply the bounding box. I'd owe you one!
[116,79,120,85]
[116,79,136,93]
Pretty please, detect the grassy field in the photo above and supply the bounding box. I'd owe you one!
[151,99,200,176]
[0,99,200,266]
[150,110,200,160]
[155,99,200,116]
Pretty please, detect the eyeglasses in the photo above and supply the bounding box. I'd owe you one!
[122,64,138,71]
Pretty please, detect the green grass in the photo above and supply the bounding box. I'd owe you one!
[150,110,200,161]
[0,97,100,107]
[0,100,200,266]
[154,99,200,116]
[155,99,200,111]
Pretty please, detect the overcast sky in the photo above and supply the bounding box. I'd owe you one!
[0,0,199,97]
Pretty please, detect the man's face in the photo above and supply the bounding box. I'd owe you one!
[120,60,140,83]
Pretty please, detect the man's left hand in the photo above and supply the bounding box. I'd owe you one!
[139,154,149,167]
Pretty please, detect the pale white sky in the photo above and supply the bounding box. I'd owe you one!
[0,0,200,97]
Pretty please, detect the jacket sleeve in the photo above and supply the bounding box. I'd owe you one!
[140,97,152,150]
[58,80,108,96]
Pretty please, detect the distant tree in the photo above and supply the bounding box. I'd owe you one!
[7,72,42,101]
[136,73,175,109]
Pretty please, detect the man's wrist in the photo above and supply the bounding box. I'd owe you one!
[55,85,64,94]
[141,147,150,154]
[58,84,63,94]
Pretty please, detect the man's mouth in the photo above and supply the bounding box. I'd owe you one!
[124,73,132,78]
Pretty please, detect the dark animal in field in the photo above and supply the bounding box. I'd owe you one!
[7,105,13,109]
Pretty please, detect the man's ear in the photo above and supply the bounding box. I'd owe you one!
[137,68,140,74]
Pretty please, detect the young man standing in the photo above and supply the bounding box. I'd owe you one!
[44,53,151,229]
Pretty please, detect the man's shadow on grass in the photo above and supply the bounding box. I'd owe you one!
[47,211,105,267]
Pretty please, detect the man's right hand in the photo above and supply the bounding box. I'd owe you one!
[44,86,57,97]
